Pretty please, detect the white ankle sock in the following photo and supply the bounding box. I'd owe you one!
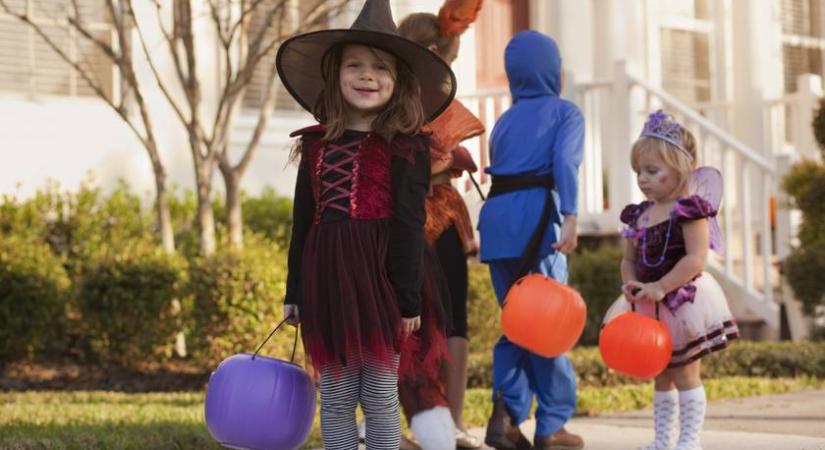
[674,386,706,450]
[638,389,678,450]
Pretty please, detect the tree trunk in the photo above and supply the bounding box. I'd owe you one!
[224,169,243,250]
[155,178,176,254]
[196,166,217,256]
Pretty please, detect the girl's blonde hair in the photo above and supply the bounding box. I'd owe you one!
[630,128,698,197]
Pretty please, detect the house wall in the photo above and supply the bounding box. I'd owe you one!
[0,0,481,200]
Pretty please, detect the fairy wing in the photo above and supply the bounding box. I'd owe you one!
[689,166,724,255]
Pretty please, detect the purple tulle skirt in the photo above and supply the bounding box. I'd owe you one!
[300,219,401,373]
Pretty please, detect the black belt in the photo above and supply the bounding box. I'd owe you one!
[488,175,560,281]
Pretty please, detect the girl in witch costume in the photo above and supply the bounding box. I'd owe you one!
[606,110,739,450]
[397,3,485,449]
[276,0,456,448]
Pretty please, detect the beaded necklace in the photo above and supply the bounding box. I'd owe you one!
[640,204,675,268]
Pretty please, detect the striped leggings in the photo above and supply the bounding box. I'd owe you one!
[320,351,400,450]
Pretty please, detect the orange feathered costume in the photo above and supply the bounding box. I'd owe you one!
[397,0,485,422]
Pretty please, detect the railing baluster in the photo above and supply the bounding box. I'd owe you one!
[760,171,774,303]
[478,96,489,184]
[741,160,753,291]
[723,147,735,277]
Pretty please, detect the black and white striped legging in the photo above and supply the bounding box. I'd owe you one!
[319,351,400,449]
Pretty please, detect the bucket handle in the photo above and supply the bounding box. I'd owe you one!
[629,288,661,321]
[251,317,299,363]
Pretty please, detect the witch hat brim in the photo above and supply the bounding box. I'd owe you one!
[276,0,456,122]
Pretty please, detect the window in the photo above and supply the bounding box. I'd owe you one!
[0,0,115,98]
[660,28,711,103]
[242,0,329,111]
[656,0,713,104]
[781,0,824,93]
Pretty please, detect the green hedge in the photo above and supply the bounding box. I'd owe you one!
[1,181,299,366]
[782,159,825,315]
[467,341,825,388]
[568,244,624,345]
[0,234,70,361]
[466,260,500,355]
[187,233,297,368]
[75,241,188,367]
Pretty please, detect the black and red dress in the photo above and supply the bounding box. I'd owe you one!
[284,126,430,372]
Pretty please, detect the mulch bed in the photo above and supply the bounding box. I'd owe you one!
[0,359,210,392]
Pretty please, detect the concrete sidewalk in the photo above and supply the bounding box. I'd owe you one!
[465,389,825,450]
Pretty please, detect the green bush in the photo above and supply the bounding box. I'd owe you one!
[75,241,188,366]
[0,178,155,278]
[466,341,825,388]
[782,160,825,314]
[568,244,624,345]
[0,235,70,361]
[240,187,293,249]
[812,96,825,159]
[187,233,297,368]
[466,260,500,355]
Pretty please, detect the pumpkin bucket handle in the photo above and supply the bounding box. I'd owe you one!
[251,317,299,363]
[629,294,661,321]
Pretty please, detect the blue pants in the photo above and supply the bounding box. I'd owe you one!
[488,253,577,438]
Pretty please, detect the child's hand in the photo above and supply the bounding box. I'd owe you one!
[621,281,639,302]
[401,316,421,337]
[552,215,578,254]
[465,239,479,257]
[625,280,666,303]
[284,304,300,326]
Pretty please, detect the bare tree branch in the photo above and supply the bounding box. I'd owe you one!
[208,0,229,49]
[149,0,189,98]
[122,0,189,128]
[62,0,123,85]
[104,0,165,173]
[0,1,152,149]
[243,0,286,72]
[209,0,237,147]
[226,0,270,44]
[224,0,351,175]
[231,55,280,176]
[241,0,350,89]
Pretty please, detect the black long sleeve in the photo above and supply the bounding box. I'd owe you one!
[284,160,315,306]
[388,138,431,317]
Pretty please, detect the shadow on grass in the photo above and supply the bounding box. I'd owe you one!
[0,422,220,450]
[0,422,324,450]
[1,392,204,408]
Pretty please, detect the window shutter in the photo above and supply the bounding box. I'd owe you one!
[656,0,712,104]
[781,0,824,93]
[0,0,114,98]
[660,28,711,103]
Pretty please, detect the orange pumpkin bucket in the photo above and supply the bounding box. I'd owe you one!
[599,310,672,379]
[501,274,587,358]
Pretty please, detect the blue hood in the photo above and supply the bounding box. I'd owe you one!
[505,31,561,100]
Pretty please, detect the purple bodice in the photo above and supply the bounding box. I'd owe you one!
[620,195,717,312]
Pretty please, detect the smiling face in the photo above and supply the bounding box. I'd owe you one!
[635,150,682,202]
[338,44,397,122]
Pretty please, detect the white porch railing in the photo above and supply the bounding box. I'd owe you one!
[763,74,824,164]
[455,61,823,331]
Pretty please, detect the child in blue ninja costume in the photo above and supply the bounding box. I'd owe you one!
[478,31,584,450]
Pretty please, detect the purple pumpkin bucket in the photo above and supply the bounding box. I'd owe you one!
[205,320,315,450]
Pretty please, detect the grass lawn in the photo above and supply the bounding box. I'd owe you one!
[2,377,823,449]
